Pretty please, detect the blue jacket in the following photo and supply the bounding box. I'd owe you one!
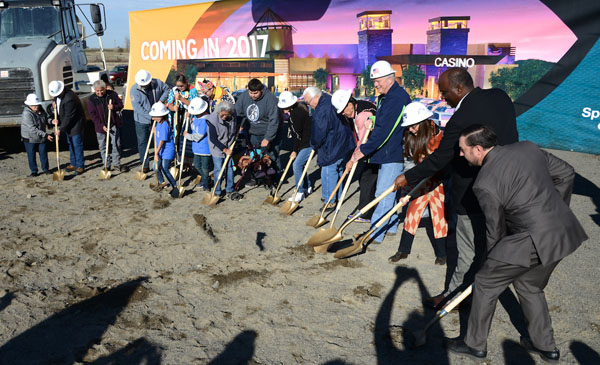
[187,116,211,155]
[310,93,355,166]
[129,79,169,125]
[360,82,410,164]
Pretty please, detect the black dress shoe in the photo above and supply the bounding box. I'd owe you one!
[28,172,38,177]
[446,338,487,361]
[520,336,560,363]
[388,252,409,263]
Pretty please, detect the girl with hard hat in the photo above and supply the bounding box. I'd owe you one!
[21,93,53,177]
[389,102,448,265]
[150,102,179,198]
[277,91,312,203]
[184,98,211,191]
[332,89,378,222]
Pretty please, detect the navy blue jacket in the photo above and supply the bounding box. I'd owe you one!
[360,82,411,164]
[310,93,355,166]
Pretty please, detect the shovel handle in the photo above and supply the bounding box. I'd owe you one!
[319,168,349,218]
[210,139,237,199]
[290,149,315,197]
[371,177,429,230]
[272,154,295,197]
[139,120,157,172]
[338,183,396,232]
[329,161,359,228]
[177,114,190,186]
[53,108,60,169]
[440,285,472,315]
[103,99,112,171]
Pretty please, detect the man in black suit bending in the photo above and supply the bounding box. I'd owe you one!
[393,68,519,307]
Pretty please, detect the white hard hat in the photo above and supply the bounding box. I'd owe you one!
[277,91,298,109]
[331,89,352,114]
[24,93,42,106]
[48,80,64,97]
[135,69,152,86]
[149,102,169,117]
[370,60,396,79]
[188,97,208,115]
[401,102,434,127]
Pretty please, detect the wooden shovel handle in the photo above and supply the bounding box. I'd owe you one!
[273,154,295,197]
[104,99,112,170]
[330,128,373,225]
[441,285,472,314]
[53,108,60,167]
[140,120,157,171]
[177,114,190,185]
[321,168,348,214]
[371,177,429,229]
[212,139,237,195]
[338,183,396,231]
[291,149,315,197]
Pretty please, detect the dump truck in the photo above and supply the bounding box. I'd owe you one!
[0,0,108,126]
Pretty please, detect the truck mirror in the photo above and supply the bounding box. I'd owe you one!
[94,23,104,37]
[90,4,102,24]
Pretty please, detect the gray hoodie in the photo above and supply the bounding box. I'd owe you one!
[206,111,237,158]
[21,106,50,143]
[235,87,280,141]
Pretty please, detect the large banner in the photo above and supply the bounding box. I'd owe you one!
[127,0,600,154]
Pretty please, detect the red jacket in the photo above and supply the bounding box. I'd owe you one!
[87,90,123,133]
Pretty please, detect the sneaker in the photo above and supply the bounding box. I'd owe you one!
[356,217,371,223]
[307,186,313,195]
[287,192,305,203]
[74,167,84,175]
[322,202,336,213]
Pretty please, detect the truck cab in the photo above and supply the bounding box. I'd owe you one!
[0,0,106,126]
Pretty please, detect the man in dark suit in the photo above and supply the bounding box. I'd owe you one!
[49,80,86,175]
[447,125,587,362]
[394,68,519,307]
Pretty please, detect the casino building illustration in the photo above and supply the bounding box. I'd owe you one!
[179,9,516,98]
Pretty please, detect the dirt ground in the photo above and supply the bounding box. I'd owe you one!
[0,135,598,364]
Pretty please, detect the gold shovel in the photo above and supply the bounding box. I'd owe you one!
[306,169,349,228]
[51,107,65,181]
[334,178,428,259]
[202,139,237,206]
[134,120,157,181]
[280,149,315,215]
[264,154,295,205]
[99,100,113,180]
[307,183,396,250]
[175,114,190,198]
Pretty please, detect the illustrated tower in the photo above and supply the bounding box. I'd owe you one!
[357,11,393,70]
[426,16,470,55]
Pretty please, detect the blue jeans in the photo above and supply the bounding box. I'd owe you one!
[24,141,49,174]
[156,158,177,187]
[212,156,234,195]
[370,162,404,242]
[321,157,344,202]
[66,133,84,168]
[193,154,211,189]
[292,147,312,194]
[135,121,152,169]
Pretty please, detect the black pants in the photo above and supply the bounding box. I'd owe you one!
[397,217,446,258]
[356,161,378,219]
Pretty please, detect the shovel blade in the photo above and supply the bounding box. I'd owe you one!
[281,202,299,215]
[263,196,274,205]
[334,241,364,259]
[134,171,147,181]
[193,175,202,186]
[178,186,185,198]
[314,242,332,254]
[170,166,178,178]
[279,201,293,213]
[307,227,339,247]
[52,170,65,181]
[202,192,220,206]
[99,169,111,180]
[271,196,282,205]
